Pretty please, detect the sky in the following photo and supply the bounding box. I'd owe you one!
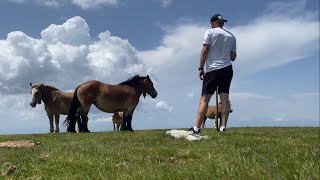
[0,0,319,134]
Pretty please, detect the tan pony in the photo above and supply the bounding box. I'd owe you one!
[112,112,123,131]
[29,83,74,133]
[201,102,233,128]
[64,75,158,132]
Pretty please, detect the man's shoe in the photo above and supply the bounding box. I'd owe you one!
[219,126,227,132]
[188,127,201,134]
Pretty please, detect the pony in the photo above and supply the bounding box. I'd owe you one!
[201,102,233,128]
[29,83,74,133]
[112,112,123,131]
[64,75,158,132]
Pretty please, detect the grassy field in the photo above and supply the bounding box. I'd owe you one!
[0,127,319,179]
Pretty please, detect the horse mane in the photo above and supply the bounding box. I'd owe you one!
[32,83,60,91]
[118,75,145,87]
[43,84,59,91]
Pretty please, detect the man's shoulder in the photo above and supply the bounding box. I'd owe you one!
[223,29,236,38]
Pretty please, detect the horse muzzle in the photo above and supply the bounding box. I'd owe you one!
[151,92,158,98]
[30,102,37,108]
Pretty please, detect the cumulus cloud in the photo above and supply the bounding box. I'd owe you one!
[0,16,149,94]
[8,0,120,9]
[41,16,90,45]
[155,101,173,112]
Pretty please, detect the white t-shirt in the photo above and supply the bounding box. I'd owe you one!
[203,27,236,72]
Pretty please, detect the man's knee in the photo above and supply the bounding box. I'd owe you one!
[200,94,212,104]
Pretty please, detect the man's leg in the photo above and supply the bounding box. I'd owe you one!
[194,94,212,129]
[219,93,230,131]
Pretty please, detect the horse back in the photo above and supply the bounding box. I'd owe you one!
[45,90,74,115]
[77,80,138,113]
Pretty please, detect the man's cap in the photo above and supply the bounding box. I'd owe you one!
[210,14,227,22]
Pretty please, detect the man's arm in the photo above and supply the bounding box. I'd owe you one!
[199,44,210,80]
[199,44,210,68]
[230,51,237,61]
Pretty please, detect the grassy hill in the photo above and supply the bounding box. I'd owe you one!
[0,127,319,179]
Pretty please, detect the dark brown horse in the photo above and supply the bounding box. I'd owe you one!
[64,75,158,132]
[29,83,74,133]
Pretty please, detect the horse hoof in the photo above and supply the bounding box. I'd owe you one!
[67,130,76,133]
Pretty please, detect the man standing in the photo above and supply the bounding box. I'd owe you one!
[190,14,237,133]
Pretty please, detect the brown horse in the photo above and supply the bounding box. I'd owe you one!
[112,112,123,131]
[29,83,74,133]
[64,75,158,132]
[201,102,233,128]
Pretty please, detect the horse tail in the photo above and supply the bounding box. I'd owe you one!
[64,86,81,132]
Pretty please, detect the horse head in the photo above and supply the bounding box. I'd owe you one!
[142,75,158,99]
[29,83,43,108]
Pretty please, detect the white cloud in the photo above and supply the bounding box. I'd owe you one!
[155,101,173,112]
[139,23,205,72]
[272,116,288,122]
[87,31,148,83]
[9,0,63,7]
[187,92,195,98]
[41,16,90,45]
[153,0,172,8]
[8,0,120,9]
[94,117,113,123]
[71,0,119,9]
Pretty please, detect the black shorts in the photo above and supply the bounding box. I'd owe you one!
[202,65,233,96]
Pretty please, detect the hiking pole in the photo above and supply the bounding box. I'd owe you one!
[215,88,219,131]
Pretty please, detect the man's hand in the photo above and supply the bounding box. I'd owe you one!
[230,51,237,61]
[199,69,204,80]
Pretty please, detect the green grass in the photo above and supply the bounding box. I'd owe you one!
[0,127,319,179]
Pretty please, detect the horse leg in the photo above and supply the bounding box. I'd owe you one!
[121,114,128,131]
[82,115,90,132]
[80,102,92,132]
[79,105,91,133]
[113,123,116,131]
[47,113,54,133]
[127,114,134,131]
[54,114,60,133]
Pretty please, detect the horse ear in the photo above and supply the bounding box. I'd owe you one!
[147,75,150,79]
[40,83,44,87]
[30,82,32,86]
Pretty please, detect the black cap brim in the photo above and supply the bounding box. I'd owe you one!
[210,19,227,23]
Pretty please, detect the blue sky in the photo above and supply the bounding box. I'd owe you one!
[0,0,319,134]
